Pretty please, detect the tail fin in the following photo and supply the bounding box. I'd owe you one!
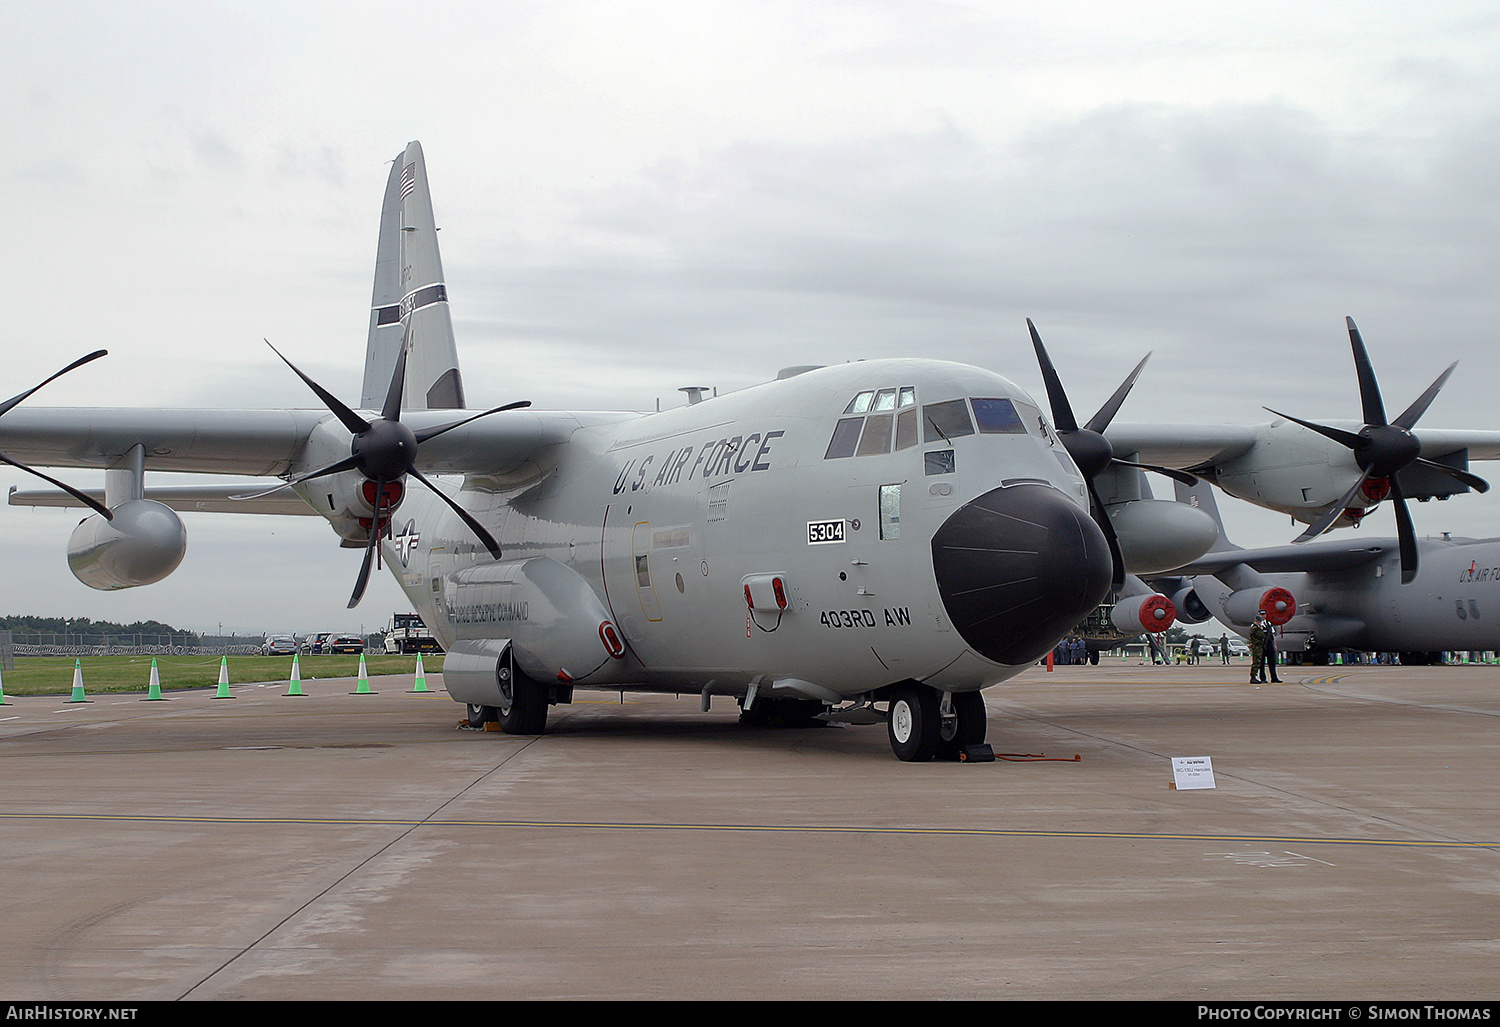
[362,141,466,411]
[1174,479,1239,555]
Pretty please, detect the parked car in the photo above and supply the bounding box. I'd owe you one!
[304,631,333,654]
[329,635,366,654]
[261,635,299,657]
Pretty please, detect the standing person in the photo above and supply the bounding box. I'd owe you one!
[1263,617,1282,682]
[1249,614,1268,683]
[1220,632,1231,665]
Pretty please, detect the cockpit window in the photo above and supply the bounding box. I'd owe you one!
[828,387,918,459]
[921,399,975,443]
[824,417,864,459]
[971,398,1026,434]
[856,413,893,456]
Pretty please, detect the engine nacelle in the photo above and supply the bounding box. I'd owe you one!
[1170,586,1214,625]
[1111,593,1176,634]
[1223,585,1296,627]
[295,470,404,545]
[1107,499,1219,574]
[68,500,187,590]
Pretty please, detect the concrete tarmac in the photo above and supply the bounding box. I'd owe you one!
[1,660,1498,1001]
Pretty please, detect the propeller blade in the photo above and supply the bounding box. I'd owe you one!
[412,401,532,445]
[381,333,410,423]
[1413,457,1490,494]
[1111,458,1198,487]
[288,454,363,487]
[267,341,371,436]
[1346,317,1389,427]
[229,481,293,501]
[408,467,503,560]
[0,450,113,520]
[1294,470,1372,544]
[347,476,387,609]
[1390,476,1418,584]
[0,350,109,419]
[1083,353,1151,435]
[1087,480,1125,593]
[1393,361,1458,430]
[1026,319,1080,432]
[1264,408,1363,451]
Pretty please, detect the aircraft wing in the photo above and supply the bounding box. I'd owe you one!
[1169,538,1397,576]
[1103,422,1260,469]
[0,406,609,480]
[1104,423,1500,470]
[9,483,319,516]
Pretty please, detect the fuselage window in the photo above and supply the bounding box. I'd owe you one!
[924,450,955,475]
[856,413,894,456]
[879,484,901,540]
[845,391,876,414]
[970,397,1026,434]
[899,386,916,408]
[824,417,864,459]
[872,388,898,412]
[922,399,975,443]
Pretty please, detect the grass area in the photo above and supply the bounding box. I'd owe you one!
[0,653,443,697]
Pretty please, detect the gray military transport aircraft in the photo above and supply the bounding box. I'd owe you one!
[1152,480,1500,664]
[3,141,1499,760]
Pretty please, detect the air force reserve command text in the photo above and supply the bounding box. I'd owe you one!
[1199,1007,1493,1021]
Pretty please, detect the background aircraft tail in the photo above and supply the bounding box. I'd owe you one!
[363,141,466,411]
[1173,479,1239,555]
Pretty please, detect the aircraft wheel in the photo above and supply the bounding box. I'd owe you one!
[936,690,987,760]
[887,684,940,762]
[496,665,548,735]
[466,703,496,729]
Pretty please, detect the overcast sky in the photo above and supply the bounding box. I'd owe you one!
[3,0,1499,636]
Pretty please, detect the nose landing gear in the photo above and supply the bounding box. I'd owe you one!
[886,683,992,762]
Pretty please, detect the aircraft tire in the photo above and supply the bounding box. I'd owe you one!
[935,690,987,761]
[887,683,940,762]
[496,667,548,735]
[466,703,497,729]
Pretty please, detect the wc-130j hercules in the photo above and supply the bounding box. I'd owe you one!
[4,142,1497,760]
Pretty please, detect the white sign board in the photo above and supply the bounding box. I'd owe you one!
[1171,756,1217,790]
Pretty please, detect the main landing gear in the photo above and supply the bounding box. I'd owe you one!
[466,663,549,734]
[886,682,990,762]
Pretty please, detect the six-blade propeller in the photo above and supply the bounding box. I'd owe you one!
[0,351,113,521]
[1026,318,1198,592]
[269,338,529,608]
[1266,317,1489,584]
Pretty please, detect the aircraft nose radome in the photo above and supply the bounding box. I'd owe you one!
[931,483,1113,666]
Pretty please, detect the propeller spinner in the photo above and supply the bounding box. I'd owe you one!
[0,351,114,521]
[1266,317,1489,584]
[270,338,529,607]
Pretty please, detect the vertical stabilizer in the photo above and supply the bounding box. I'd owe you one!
[1174,479,1238,554]
[363,141,466,411]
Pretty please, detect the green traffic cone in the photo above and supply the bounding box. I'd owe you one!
[0,665,10,705]
[213,656,235,699]
[285,653,305,696]
[68,659,89,703]
[410,651,430,693]
[144,658,165,701]
[351,652,375,694]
